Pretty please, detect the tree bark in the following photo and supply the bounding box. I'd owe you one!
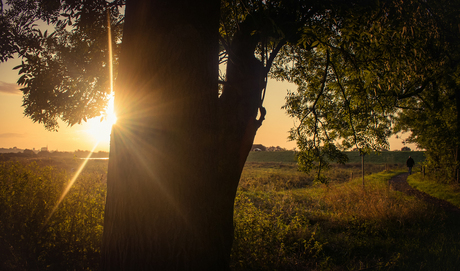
[102,0,266,270]
[455,87,460,181]
[102,0,225,269]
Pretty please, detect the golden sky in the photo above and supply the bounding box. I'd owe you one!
[0,57,414,152]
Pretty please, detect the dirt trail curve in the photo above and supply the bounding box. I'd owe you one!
[389,173,460,215]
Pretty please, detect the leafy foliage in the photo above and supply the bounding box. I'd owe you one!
[2,0,124,130]
[3,1,460,182]
[392,0,460,180]
[395,82,459,179]
[269,0,460,179]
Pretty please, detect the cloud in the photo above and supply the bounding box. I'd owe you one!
[0,133,26,138]
[0,81,21,95]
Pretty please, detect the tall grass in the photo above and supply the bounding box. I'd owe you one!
[0,159,106,270]
[232,168,460,270]
[1,158,459,270]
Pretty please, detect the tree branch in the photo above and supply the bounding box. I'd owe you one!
[330,54,360,149]
[264,38,287,74]
[296,49,330,138]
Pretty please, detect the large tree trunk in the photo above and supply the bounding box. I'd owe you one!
[102,0,224,269]
[102,0,266,270]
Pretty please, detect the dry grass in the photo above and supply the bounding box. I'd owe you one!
[233,167,460,270]
[319,172,427,223]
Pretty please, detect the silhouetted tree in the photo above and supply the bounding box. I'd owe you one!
[5,0,460,269]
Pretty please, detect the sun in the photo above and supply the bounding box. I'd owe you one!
[86,93,117,144]
[85,11,118,146]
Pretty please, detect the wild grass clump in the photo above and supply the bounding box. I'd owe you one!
[0,159,106,270]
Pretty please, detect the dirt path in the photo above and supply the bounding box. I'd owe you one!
[388,173,460,215]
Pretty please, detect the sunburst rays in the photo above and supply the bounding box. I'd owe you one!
[42,9,116,230]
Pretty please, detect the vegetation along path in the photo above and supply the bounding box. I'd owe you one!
[389,173,460,215]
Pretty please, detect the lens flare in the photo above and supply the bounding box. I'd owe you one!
[42,143,99,230]
[42,9,116,230]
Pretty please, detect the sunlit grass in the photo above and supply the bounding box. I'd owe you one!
[0,159,106,269]
[233,166,460,270]
[312,170,423,223]
[407,173,460,207]
[42,144,100,229]
[2,158,459,270]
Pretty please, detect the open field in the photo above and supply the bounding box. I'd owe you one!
[247,150,425,165]
[1,154,459,270]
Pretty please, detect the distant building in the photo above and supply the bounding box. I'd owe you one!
[41,146,48,152]
[251,144,266,151]
[23,149,35,156]
[266,146,287,152]
[401,146,411,151]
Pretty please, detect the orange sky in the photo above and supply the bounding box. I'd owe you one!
[0,56,415,152]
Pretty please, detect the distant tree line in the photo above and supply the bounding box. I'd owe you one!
[0,150,109,161]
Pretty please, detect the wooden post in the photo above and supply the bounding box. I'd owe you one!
[456,147,459,183]
[362,153,365,187]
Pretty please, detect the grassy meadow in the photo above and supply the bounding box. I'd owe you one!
[1,151,460,270]
[246,150,425,164]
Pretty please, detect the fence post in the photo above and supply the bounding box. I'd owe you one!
[362,154,365,187]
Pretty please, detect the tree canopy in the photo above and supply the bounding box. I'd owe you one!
[3,0,460,176]
[270,0,460,178]
[1,0,124,130]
